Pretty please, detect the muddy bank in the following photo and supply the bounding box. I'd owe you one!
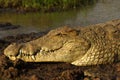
[0,24,120,80]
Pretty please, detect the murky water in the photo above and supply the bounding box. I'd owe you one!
[0,0,120,38]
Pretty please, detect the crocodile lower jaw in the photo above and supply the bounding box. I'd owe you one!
[9,46,61,61]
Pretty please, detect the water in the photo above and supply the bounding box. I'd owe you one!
[0,0,120,38]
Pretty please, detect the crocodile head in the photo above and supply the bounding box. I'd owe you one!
[4,26,90,63]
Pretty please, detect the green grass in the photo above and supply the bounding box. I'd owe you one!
[0,0,98,12]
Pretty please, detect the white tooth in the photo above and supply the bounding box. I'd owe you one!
[19,50,22,54]
[17,53,21,58]
[17,55,20,58]
[40,50,43,53]
[18,52,22,57]
[38,50,42,54]
[31,55,36,60]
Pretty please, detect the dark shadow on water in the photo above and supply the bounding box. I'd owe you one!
[0,22,20,31]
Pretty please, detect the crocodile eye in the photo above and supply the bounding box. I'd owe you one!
[56,33,62,36]
[55,33,67,37]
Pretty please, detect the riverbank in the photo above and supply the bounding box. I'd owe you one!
[0,21,120,80]
[0,0,98,12]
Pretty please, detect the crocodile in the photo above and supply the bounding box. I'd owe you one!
[4,19,120,66]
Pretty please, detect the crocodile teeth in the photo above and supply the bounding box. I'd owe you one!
[17,53,21,58]
[31,55,36,60]
[39,49,43,53]
[19,49,22,54]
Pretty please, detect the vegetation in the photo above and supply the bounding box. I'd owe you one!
[0,0,98,12]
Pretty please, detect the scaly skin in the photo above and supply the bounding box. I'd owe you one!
[4,19,120,66]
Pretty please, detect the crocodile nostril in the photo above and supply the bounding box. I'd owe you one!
[9,55,13,57]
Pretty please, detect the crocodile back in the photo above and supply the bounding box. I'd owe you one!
[72,20,120,66]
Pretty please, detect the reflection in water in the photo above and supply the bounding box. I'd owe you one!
[0,6,94,31]
[0,0,120,37]
[0,1,96,38]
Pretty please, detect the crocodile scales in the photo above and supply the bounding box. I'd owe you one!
[4,19,120,66]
